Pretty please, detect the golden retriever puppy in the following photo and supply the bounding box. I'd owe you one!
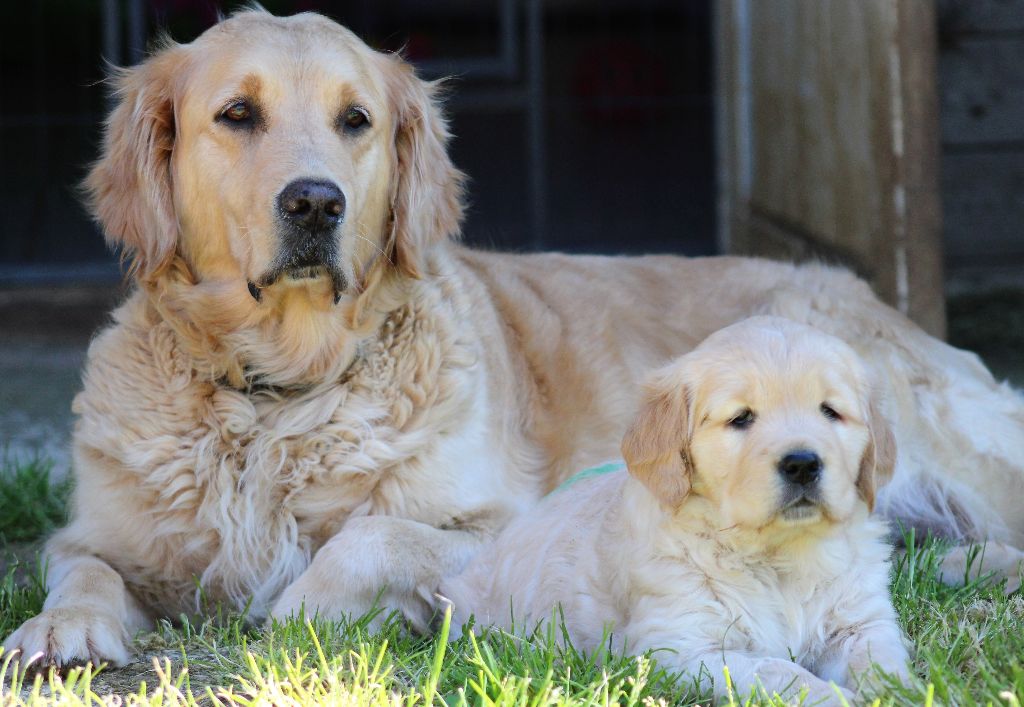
[4,8,1023,669]
[439,317,910,703]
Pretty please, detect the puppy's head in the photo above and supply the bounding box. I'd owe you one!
[622,316,895,533]
[85,9,465,304]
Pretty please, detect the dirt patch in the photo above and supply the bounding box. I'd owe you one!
[86,644,230,701]
[14,640,238,702]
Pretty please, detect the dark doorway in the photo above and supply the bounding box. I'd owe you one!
[0,0,715,285]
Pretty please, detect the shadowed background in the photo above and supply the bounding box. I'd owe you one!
[0,0,1021,474]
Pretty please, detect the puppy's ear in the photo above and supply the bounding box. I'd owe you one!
[385,57,467,279]
[857,396,897,511]
[621,373,692,511]
[84,45,184,282]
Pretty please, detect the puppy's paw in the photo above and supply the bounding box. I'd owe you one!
[804,683,857,706]
[751,658,855,705]
[2,607,130,669]
[269,580,377,628]
[269,578,436,634]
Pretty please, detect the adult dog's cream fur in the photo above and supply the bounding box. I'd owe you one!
[5,9,1024,667]
[440,317,910,702]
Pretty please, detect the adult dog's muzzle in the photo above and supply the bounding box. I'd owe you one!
[247,178,349,303]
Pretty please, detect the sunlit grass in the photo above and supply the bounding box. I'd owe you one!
[0,458,1021,705]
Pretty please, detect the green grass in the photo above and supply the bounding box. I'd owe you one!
[0,562,48,641]
[0,455,70,544]
[0,461,1022,705]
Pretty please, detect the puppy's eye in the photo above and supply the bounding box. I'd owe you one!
[341,106,370,132]
[728,409,755,429]
[820,403,842,422]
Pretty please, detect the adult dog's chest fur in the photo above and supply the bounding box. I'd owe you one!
[75,294,480,615]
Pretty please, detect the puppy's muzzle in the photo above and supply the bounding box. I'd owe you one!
[777,450,822,487]
[777,449,825,522]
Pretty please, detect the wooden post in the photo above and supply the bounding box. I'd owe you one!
[716,0,946,337]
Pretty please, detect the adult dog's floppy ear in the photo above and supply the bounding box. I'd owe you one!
[621,368,693,511]
[385,56,467,279]
[857,395,897,511]
[84,44,184,282]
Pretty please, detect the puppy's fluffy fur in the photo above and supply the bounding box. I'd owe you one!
[440,317,910,703]
[4,8,1024,669]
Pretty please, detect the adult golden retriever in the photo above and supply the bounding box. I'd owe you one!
[440,317,909,703]
[5,9,1023,667]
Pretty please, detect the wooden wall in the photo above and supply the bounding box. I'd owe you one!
[938,0,1024,270]
[717,0,946,336]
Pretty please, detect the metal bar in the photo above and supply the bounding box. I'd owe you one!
[417,56,514,79]
[0,115,101,128]
[734,0,752,201]
[100,0,121,65]
[526,0,546,249]
[416,0,519,80]
[0,262,121,287]
[712,1,731,255]
[127,0,146,63]
[497,0,519,80]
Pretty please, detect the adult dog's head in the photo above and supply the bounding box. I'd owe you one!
[622,316,896,539]
[86,9,464,311]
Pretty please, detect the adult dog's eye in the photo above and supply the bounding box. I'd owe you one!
[820,403,842,422]
[341,106,370,132]
[728,409,755,429]
[219,100,255,127]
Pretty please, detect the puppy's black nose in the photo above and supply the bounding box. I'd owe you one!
[277,179,345,233]
[778,450,822,486]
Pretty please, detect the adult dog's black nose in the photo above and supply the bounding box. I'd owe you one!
[778,450,822,486]
[277,179,345,233]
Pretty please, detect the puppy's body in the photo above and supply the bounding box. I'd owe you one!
[442,472,900,702]
[4,9,1024,669]
[441,318,909,702]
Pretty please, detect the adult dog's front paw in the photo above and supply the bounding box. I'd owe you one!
[2,607,130,669]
